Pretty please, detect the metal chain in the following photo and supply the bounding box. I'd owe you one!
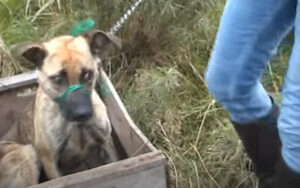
[108,0,145,35]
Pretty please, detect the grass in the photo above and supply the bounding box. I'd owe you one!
[121,67,256,187]
[0,36,20,76]
[0,0,292,187]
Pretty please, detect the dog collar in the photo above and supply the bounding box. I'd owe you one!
[55,84,90,104]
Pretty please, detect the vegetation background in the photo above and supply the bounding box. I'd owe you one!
[0,0,292,187]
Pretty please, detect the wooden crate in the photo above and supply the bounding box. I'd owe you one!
[0,70,169,188]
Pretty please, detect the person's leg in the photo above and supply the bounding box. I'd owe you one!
[205,0,296,123]
[273,2,300,186]
[205,0,296,187]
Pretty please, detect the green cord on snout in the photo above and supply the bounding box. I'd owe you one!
[55,84,90,105]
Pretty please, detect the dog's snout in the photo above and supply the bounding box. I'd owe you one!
[61,89,93,122]
[73,106,92,122]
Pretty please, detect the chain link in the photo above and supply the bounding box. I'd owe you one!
[108,0,144,34]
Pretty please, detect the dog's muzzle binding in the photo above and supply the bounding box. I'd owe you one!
[55,85,93,122]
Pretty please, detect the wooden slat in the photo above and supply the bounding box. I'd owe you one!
[0,70,38,92]
[29,151,167,188]
[99,70,157,157]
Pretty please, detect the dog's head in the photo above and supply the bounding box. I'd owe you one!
[18,31,121,122]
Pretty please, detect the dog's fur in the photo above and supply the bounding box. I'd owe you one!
[0,141,40,188]
[1,31,121,183]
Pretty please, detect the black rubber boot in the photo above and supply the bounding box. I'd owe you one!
[272,153,300,187]
[232,103,281,188]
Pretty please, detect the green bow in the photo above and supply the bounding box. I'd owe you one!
[71,19,95,37]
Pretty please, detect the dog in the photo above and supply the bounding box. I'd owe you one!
[0,141,40,188]
[2,30,122,181]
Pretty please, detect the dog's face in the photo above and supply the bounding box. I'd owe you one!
[19,31,121,122]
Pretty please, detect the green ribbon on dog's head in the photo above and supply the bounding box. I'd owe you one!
[71,19,95,37]
[55,84,90,105]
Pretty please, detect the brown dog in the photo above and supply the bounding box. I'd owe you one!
[2,31,121,181]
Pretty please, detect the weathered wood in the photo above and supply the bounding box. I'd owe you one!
[29,150,167,188]
[0,70,38,92]
[0,90,35,138]
[99,70,157,157]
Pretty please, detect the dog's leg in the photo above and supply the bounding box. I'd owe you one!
[38,147,60,179]
[34,98,66,180]
[89,91,119,163]
[99,137,119,163]
[41,156,60,179]
[34,131,61,179]
[90,90,112,139]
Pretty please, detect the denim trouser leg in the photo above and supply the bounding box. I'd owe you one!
[279,3,300,174]
[205,0,300,170]
[205,0,296,123]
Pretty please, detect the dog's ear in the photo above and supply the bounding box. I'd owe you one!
[82,31,122,58]
[22,44,47,68]
[13,42,47,68]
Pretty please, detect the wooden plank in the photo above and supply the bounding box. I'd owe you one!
[99,70,157,157]
[30,151,167,188]
[0,90,35,138]
[97,166,166,188]
[0,70,38,92]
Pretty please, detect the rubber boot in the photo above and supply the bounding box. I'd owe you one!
[232,102,281,188]
[272,153,300,187]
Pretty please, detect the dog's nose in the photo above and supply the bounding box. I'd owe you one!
[73,107,92,122]
[66,89,93,122]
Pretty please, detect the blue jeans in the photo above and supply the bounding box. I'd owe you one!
[205,0,300,173]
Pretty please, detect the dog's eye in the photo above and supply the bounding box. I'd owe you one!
[50,75,63,85]
[82,70,93,82]
[49,70,66,85]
